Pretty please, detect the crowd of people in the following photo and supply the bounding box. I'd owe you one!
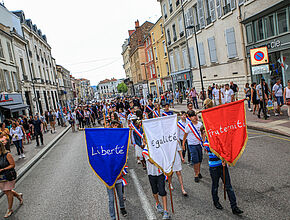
[84,96,243,220]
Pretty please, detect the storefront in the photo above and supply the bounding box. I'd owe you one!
[171,71,191,95]
[244,2,290,88]
[162,76,173,93]
[0,93,29,122]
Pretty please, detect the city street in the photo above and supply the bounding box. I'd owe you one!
[0,128,289,220]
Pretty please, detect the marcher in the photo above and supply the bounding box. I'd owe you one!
[48,111,56,133]
[244,83,252,111]
[201,98,243,215]
[9,123,25,159]
[182,110,203,183]
[0,141,23,218]
[230,81,239,101]
[105,120,128,220]
[67,111,76,132]
[178,111,191,165]
[256,79,269,119]
[132,120,146,169]
[272,79,284,116]
[224,84,234,103]
[284,80,290,120]
[32,116,44,146]
[142,146,170,219]
[0,123,10,151]
[251,83,260,115]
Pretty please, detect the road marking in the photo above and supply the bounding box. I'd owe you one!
[268,135,290,142]
[248,135,268,139]
[130,169,157,220]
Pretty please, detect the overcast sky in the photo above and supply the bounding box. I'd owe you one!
[4,0,161,85]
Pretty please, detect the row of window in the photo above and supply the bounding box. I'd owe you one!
[169,27,237,72]
[165,0,239,45]
[0,69,20,92]
[245,6,290,44]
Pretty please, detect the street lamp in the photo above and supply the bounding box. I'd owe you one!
[185,24,205,101]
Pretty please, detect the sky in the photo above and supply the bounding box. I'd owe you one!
[4,0,161,86]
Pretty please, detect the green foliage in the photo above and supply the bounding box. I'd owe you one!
[117,82,128,94]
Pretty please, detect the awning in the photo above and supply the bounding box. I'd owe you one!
[0,104,29,113]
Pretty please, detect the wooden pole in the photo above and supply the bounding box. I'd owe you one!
[113,187,120,220]
[168,181,174,213]
[157,104,160,117]
[223,163,226,200]
[103,112,107,128]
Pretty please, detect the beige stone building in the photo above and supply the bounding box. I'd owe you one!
[121,39,134,95]
[158,0,191,94]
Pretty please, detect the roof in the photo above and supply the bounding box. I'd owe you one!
[99,78,118,84]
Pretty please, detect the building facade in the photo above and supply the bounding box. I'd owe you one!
[121,39,134,95]
[97,78,122,99]
[150,16,171,96]
[158,0,191,94]
[242,0,290,88]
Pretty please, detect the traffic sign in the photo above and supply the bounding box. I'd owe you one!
[250,47,269,66]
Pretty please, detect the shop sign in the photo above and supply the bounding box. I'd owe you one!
[251,64,269,75]
[250,46,269,66]
[0,94,13,103]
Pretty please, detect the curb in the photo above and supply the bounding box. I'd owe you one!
[170,108,290,137]
[0,125,71,197]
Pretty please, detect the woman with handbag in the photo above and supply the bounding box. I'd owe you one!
[284,80,290,120]
[0,141,23,218]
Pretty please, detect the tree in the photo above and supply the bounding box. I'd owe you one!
[117,82,128,94]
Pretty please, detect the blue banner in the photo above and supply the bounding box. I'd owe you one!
[85,128,130,189]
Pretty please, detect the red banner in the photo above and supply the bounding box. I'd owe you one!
[201,100,248,166]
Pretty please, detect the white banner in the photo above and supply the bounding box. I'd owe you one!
[143,115,178,175]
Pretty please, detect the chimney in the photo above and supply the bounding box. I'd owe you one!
[135,20,140,28]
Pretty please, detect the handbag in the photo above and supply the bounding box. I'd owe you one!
[0,153,17,182]
[286,98,290,105]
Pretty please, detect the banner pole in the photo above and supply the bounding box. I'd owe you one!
[113,187,120,220]
[168,181,174,213]
[223,162,226,201]
[158,104,160,117]
[103,112,107,128]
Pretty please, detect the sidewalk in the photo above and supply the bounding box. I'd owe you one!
[170,101,290,137]
[11,124,67,172]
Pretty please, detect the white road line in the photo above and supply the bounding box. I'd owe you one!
[248,134,268,139]
[130,169,157,220]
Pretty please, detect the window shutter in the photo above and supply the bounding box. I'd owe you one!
[225,27,237,58]
[230,0,236,10]
[189,47,196,68]
[188,7,194,35]
[170,53,176,72]
[0,69,5,92]
[209,0,216,21]
[238,0,244,5]
[184,11,190,36]
[16,72,21,91]
[216,0,222,18]
[207,37,218,62]
[197,0,205,28]
[198,42,206,66]
[182,48,190,69]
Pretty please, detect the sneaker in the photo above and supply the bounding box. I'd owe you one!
[162,210,170,219]
[267,114,270,117]
[198,173,203,179]
[18,155,22,159]
[137,160,141,164]
[120,208,127,217]
[248,108,252,112]
[194,177,199,183]
[21,154,25,158]
[156,203,164,214]
[232,206,243,215]
[275,113,279,116]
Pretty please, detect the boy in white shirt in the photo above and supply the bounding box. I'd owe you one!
[142,147,170,219]
[224,84,234,103]
[182,110,203,183]
[178,111,191,164]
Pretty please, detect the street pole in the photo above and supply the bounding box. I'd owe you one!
[185,25,205,101]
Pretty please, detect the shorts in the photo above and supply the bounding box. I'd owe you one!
[188,144,203,164]
[169,99,173,103]
[148,174,167,196]
[276,96,284,106]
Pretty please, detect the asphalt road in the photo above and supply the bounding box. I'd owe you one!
[0,129,289,220]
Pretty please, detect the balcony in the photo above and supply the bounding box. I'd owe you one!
[179,31,184,37]
[206,16,212,26]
